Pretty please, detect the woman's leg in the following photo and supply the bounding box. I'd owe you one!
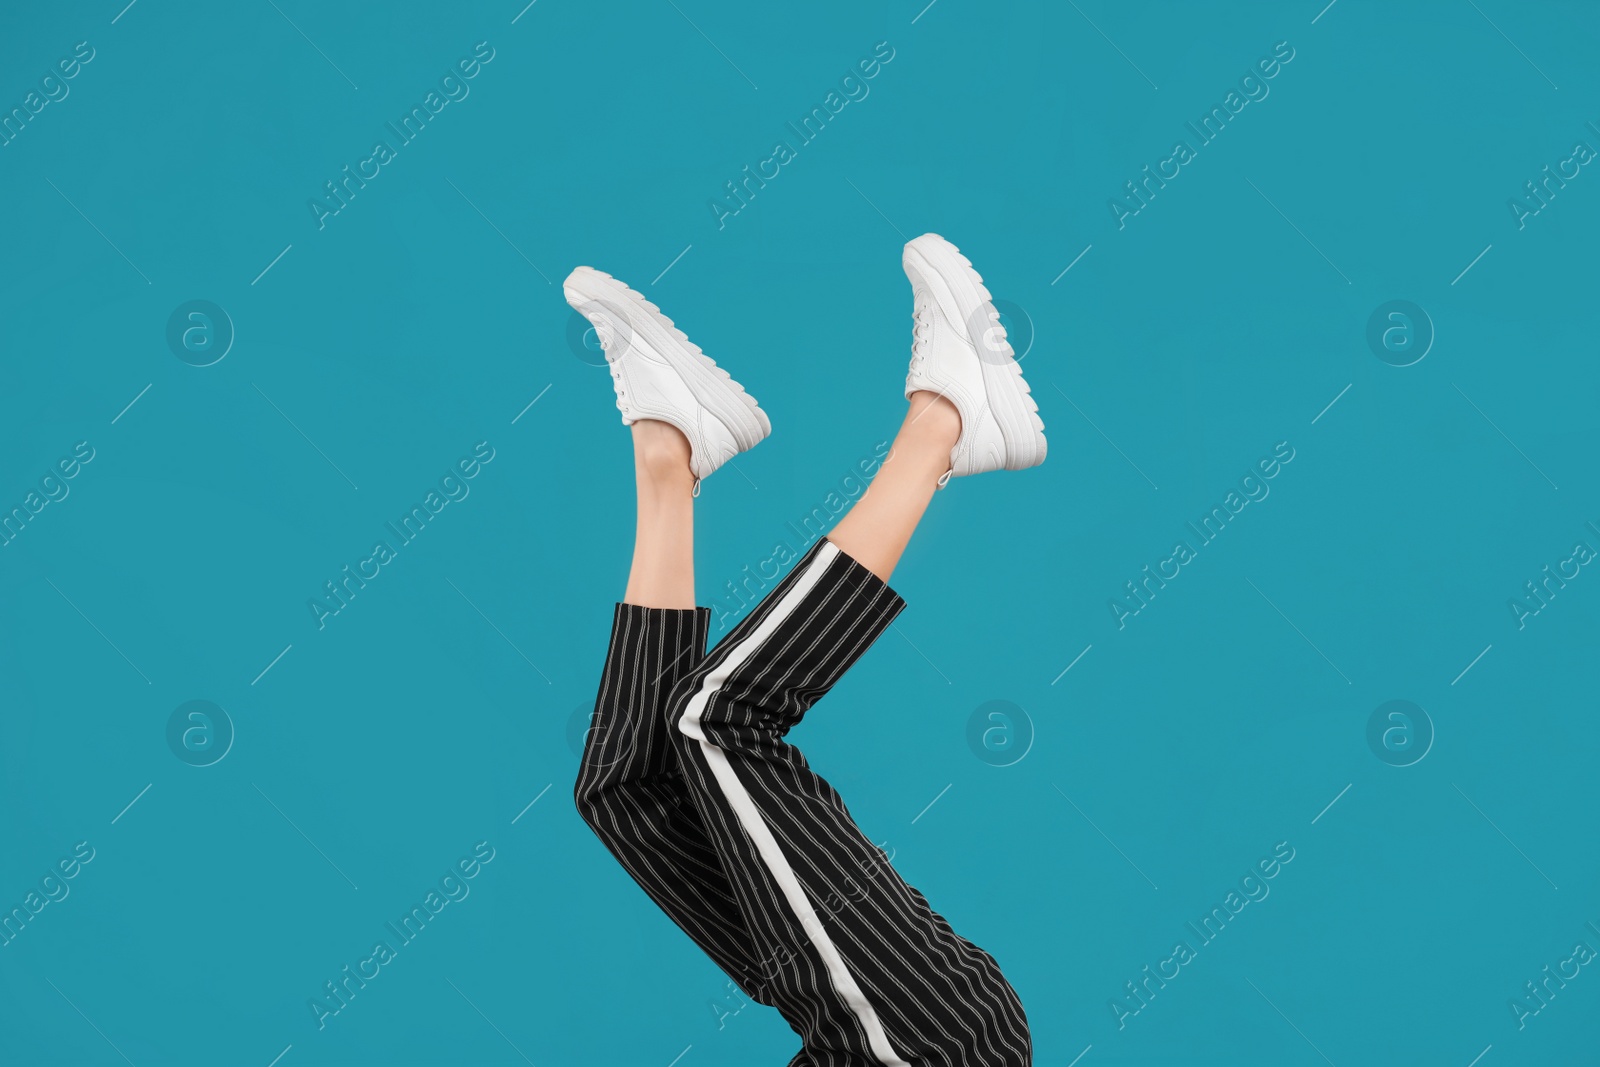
[827,391,962,582]
[574,420,773,1003]
[663,394,1031,1067]
[622,420,697,608]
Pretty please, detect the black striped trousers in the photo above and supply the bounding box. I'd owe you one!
[575,536,1032,1066]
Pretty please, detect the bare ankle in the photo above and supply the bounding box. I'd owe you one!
[632,419,694,484]
[904,391,961,448]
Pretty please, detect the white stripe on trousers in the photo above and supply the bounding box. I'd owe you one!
[675,540,913,1067]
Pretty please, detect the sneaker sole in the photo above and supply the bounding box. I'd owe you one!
[563,267,771,453]
[903,234,1046,471]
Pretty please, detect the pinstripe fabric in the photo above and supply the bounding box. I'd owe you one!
[576,540,1032,1066]
[668,539,1031,1066]
[575,603,773,1002]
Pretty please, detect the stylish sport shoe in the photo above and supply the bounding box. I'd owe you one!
[564,266,771,489]
[902,233,1046,481]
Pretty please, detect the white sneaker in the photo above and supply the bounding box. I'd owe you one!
[564,266,771,488]
[902,233,1046,480]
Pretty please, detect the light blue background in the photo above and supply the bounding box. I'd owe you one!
[1,1,1596,1064]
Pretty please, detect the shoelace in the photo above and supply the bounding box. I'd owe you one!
[911,298,932,359]
[909,295,956,490]
[600,328,634,416]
